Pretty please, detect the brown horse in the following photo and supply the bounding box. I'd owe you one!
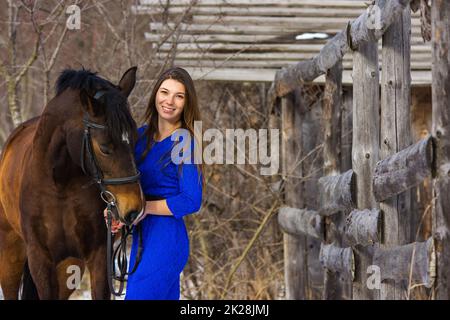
[0,67,144,299]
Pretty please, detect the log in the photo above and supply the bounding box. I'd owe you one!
[268,0,414,106]
[318,169,355,216]
[319,243,354,281]
[278,207,323,239]
[373,136,433,202]
[344,209,382,246]
[431,0,450,300]
[373,237,436,288]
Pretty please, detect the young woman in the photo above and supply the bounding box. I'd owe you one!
[112,67,203,300]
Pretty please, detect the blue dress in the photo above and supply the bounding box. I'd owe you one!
[125,126,202,300]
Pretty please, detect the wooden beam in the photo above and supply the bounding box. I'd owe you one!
[267,0,414,106]
[321,60,352,300]
[181,67,431,85]
[139,0,372,8]
[431,0,450,300]
[281,91,309,299]
[153,51,431,62]
[154,42,430,53]
[155,59,430,72]
[373,237,436,289]
[344,209,381,246]
[319,243,354,281]
[148,31,426,45]
[373,136,433,202]
[278,206,323,239]
[134,6,368,18]
[352,38,380,299]
[318,169,355,216]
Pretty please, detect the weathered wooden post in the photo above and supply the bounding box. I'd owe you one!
[281,91,308,299]
[352,39,380,300]
[431,0,450,300]
[379,4,412,299]
[321,61,351,299]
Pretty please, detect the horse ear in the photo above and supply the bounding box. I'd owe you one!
[118,66,137,97]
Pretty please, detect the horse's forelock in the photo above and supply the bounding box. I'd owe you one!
[55,69,136,145]
[103,90,136,147]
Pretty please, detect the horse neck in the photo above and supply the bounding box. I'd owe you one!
[32,90,82,162]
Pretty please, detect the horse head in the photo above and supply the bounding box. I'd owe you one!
[52,67,144,226]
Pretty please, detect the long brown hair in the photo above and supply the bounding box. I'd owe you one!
[140,67,202,177]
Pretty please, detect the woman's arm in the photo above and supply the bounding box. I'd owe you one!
[145,199,172,216]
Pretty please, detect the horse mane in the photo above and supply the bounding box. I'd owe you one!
[55,68,136,146]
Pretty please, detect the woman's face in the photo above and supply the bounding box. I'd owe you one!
[155,78,186,124]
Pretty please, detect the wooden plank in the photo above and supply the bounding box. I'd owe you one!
[145,24,423,37]
[154,42,430,53]
[190,15,423,27]
[154,51,431,63]
[345,209,381,246]
[318,169,355,216]
[281,91,308,299]
[183,67,432,85]
[380,6,414,300]
[321,60,351,300]
[380,4,414,299]
[352,40,380,300]
[278,207,323,239]
[134,6,368,17]
[373,238,436,288]
[301,87,325,299]
[431,0,450,300]
[139,0,371,8]
[161,59,430,72]
[148,22,431,41]
[373,136,433,202]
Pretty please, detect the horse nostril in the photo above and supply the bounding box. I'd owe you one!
[125,211,139,225]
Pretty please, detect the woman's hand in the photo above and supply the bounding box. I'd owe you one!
[103,208,124,233]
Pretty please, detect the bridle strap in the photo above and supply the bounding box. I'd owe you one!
[102,172,141,185]
[81,111,143,297]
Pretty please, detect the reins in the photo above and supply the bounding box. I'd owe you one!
[81,102,143,297]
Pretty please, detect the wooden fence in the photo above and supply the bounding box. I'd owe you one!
[275,0,449,300]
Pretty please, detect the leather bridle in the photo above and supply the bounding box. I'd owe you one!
[81,90,143,297]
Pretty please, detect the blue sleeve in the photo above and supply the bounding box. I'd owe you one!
[166,163,203,219]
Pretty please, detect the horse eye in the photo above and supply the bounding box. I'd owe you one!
[99,144,112,156]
